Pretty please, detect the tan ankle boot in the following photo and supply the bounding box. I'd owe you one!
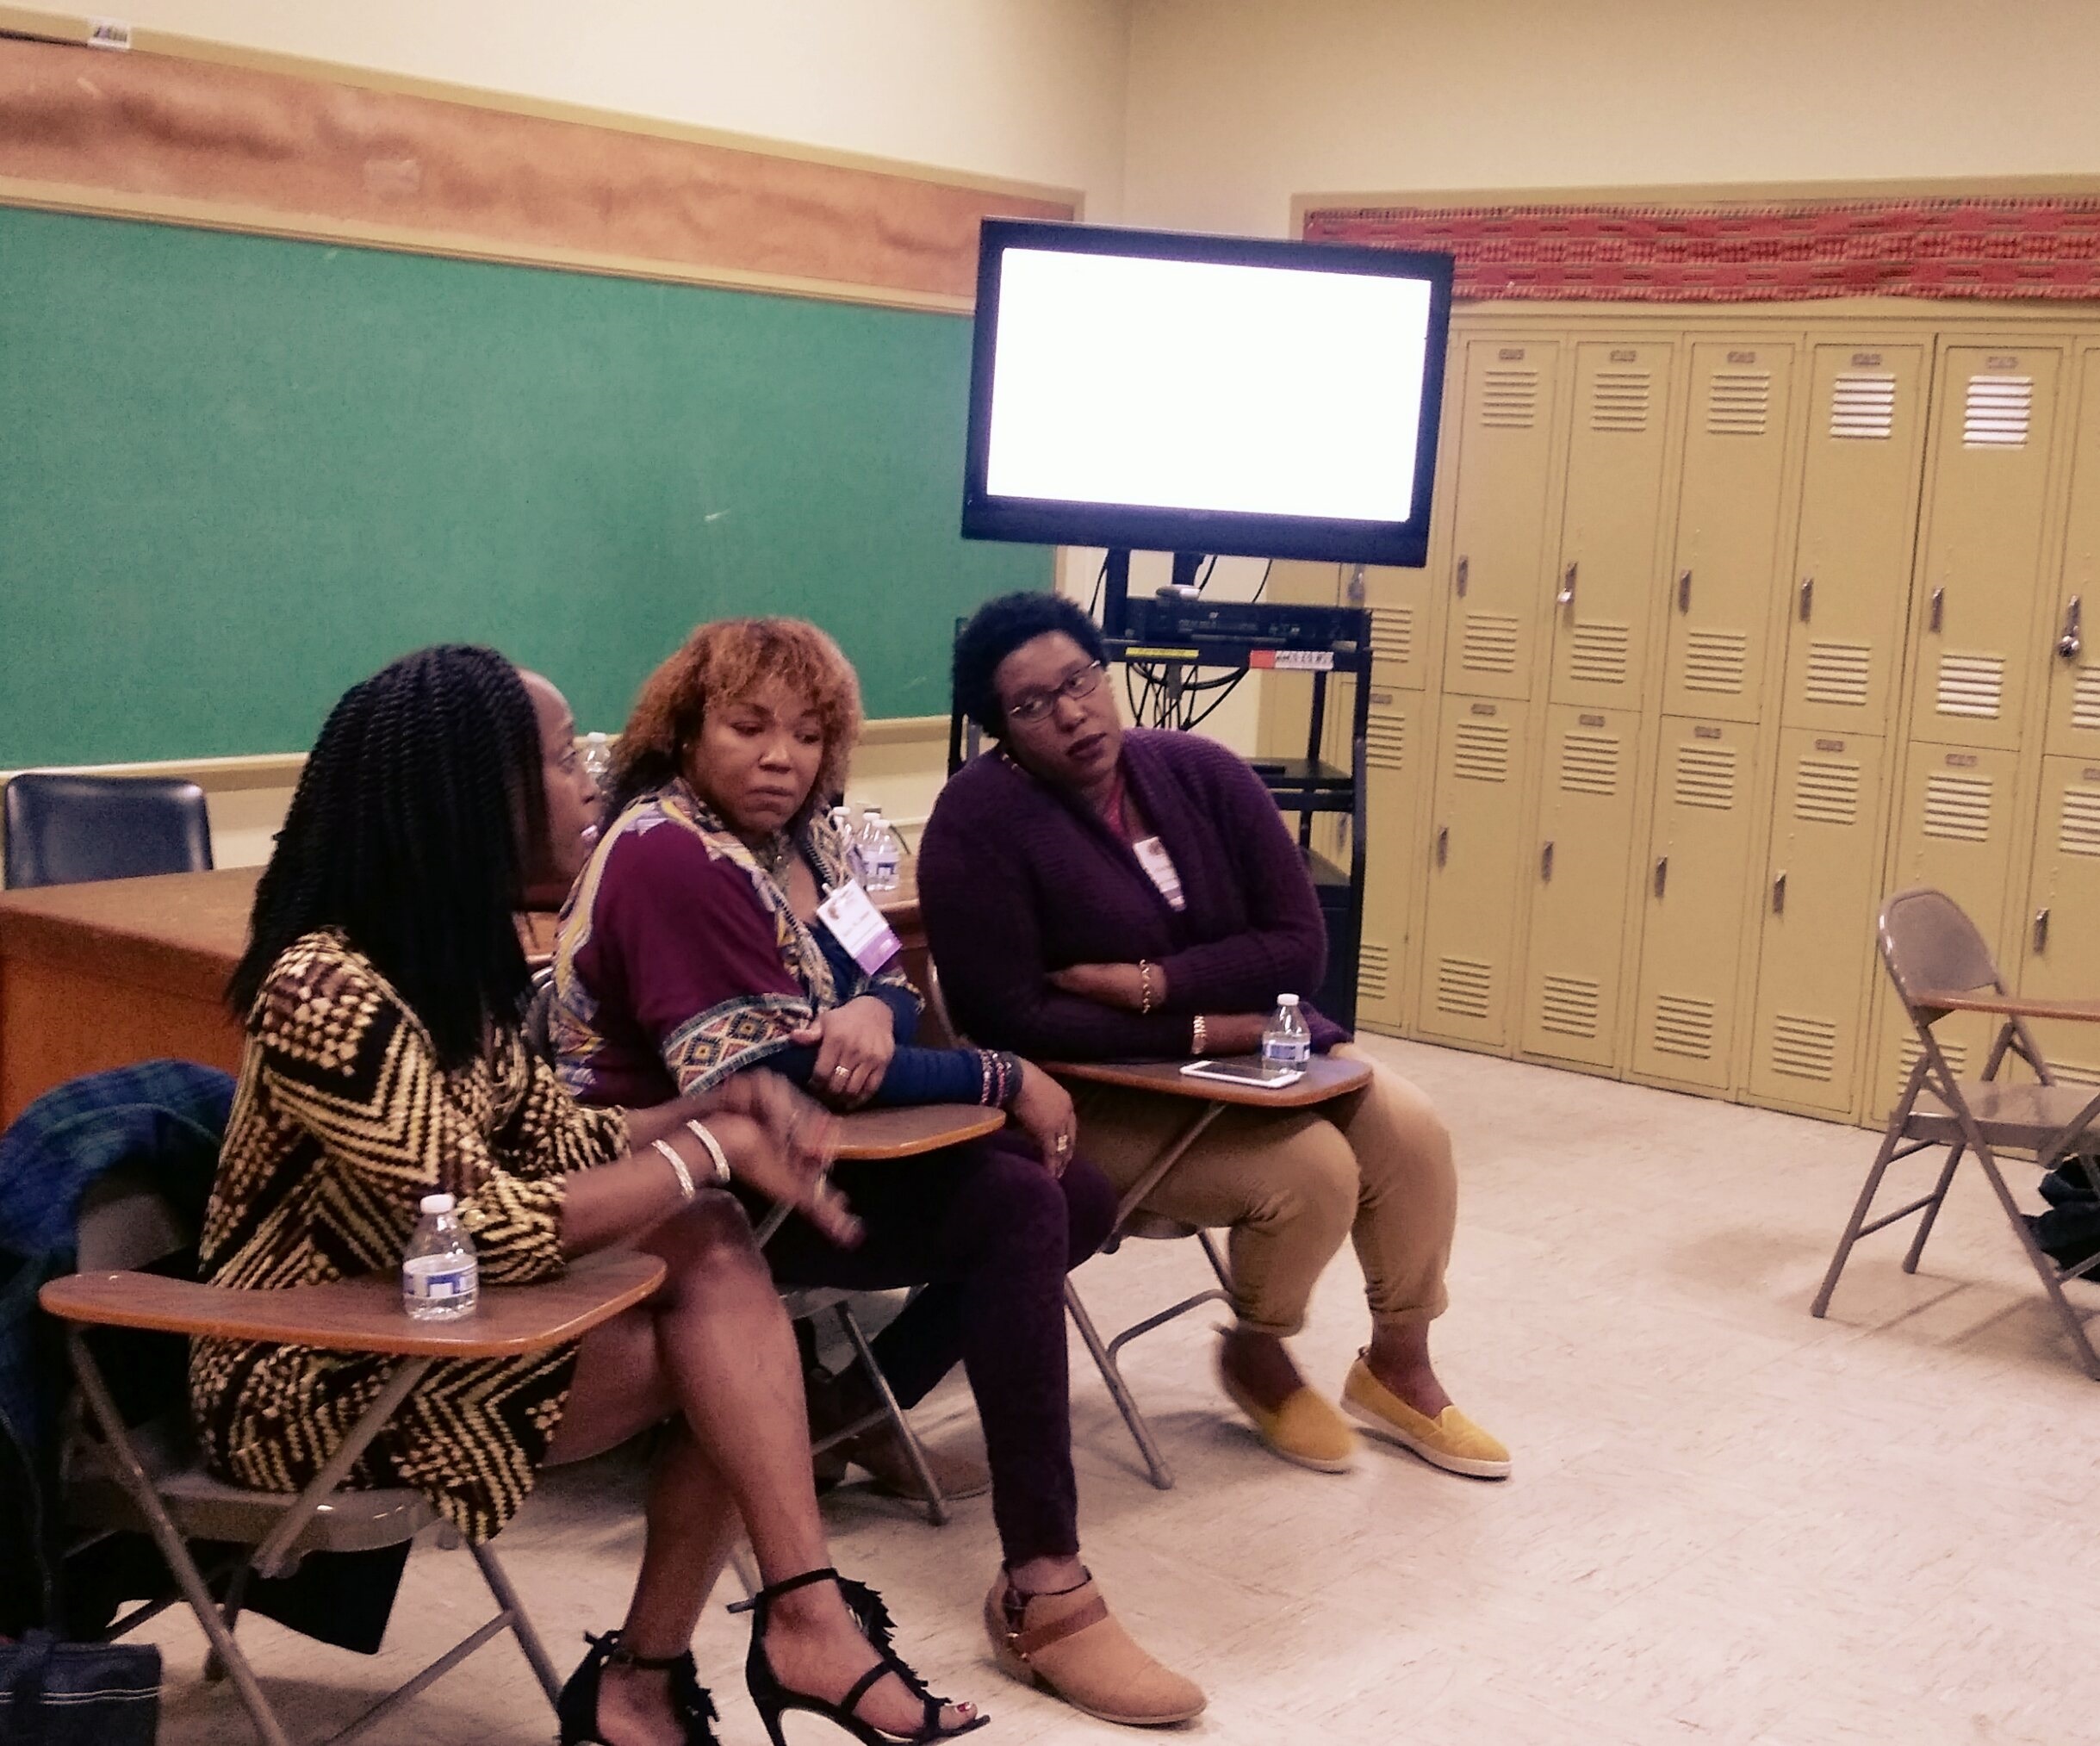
[984,1569,1204,1727]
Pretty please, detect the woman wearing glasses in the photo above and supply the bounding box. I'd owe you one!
[551,617,1202,1729]
[919,593,1507,1484]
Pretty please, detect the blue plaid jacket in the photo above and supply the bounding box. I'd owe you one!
[0,1061,234,1631]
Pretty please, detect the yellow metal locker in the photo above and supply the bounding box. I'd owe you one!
[1550,339,1677,711]
[1661,339,1797,723]
[1253,562,1343,759]
[1364,564,1435,693]
[1868,742,2023,1118]
[2015,755,2100,1087]
[1744,730,1891,1119]
[1519,705,1642,1068]
[1441,337,1563,700]
[1907,344,2067,754]
[1629,717,1761,1090]
[2041,346,2100,758]
[1418,698,1532,1049]
[1355,687,1430,1036]
[1780,342,1931,736]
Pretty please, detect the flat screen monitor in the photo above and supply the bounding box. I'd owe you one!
[961,220,1453,568]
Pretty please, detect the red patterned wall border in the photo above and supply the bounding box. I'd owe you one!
[1301,199,2100,302]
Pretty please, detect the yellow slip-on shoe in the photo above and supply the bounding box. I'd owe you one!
[1342,1353,1510,1479]
[1216,1351,1357,1473]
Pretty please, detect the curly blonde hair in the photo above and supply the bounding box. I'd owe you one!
[606,618,862,825]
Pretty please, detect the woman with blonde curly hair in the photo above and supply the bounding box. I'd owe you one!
[553,618,1202,1729]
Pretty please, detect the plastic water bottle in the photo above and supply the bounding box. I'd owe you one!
[402,1193,478,1320]
[579,732,613,788]
[1260,994,1311,1079]
[858,808,901,892]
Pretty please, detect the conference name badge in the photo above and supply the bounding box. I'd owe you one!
[817,880,904,975]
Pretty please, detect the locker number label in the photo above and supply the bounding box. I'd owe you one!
[1817,738,1848,753]
[1852,351,1883,368]
[1498,347,1526,360]
[1469,702,1499,717]
[1945,752,1979,767]
[1580,713,1606,727]
[1727,351,1756,364]
[1988,355,2018,371]
[1694,725,1724,741]
[1610,348,1637,363]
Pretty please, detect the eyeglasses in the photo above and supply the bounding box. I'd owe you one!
[1004,662,1106,724]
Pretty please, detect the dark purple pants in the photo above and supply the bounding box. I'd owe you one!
[761,1132,1116,1565]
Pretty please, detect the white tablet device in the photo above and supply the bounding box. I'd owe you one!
[1178,1058,1303,1090]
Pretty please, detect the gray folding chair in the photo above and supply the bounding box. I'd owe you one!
[42,1165,662,1746]
[1811,886,2100,1379]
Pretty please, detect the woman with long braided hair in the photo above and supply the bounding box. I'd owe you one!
[196,646,985,1746]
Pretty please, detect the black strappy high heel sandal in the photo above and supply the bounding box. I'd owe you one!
[556,1628,721,1746]
[729,1567,990,1746]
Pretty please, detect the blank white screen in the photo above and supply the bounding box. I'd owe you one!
[984,248,1431,523]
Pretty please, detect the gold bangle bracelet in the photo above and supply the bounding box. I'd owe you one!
[651,1138,697,1202]
[1191,1014,1208,1056]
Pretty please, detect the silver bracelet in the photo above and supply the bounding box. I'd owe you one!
[651,1138,697,1202]
[684,1119,732,1186]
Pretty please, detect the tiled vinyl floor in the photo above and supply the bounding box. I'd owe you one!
[145,1035,2100,1744]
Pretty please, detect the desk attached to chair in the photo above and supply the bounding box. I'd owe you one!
[0,865,930,1124]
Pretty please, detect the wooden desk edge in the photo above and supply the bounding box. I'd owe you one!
[833,1103,1004,1159]
[39,1251,666,1358]
[1913,990,2100,1023]
[1044,1055,1373,1107]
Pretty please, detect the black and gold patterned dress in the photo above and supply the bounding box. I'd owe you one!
[188,931,629,1544]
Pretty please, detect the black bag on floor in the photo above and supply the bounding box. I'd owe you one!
[2035,1155,2100,1273]
[0,1631,158,1744]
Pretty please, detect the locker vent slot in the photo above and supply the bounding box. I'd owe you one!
[1460,612,1521,674]
[1435,955,1493,1020]
[1768,1013,1839,1084]
[1898,1035,1968,1096]
[1830,373,1897,440]
[1366,710,1406,773]
[1370,606,1413,668]
[1682,628,1749,695]
[1589,370,1652,433]
[1804,640,1873,708]
[1706,370,1772,436]
[1934,652,2005,720]
[1452,722,1513,783]
[1481,368,1540,430]
[1650,993,1717,1061]
[1673,743,1738,811]
[1794,758,1862,826]
[1921,773,1992,842]
[2073,667,2100,732]
[1568,620,1631,687]
[2059,788,2100,859]
[1962,374,2033,448]
[1358,940,1392,1005]
[2047,1059,2100,1090]
[1538,975,1601,1040]
[1559,731,1621,796]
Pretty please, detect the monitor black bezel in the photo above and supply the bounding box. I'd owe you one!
[960,218,1454,568]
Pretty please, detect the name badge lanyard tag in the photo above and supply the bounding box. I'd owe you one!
[817,879,904,976]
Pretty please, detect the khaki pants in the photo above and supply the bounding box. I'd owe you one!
[1069,1046,1456,1339]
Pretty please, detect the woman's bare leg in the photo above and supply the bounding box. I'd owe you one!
[547,1193,971,1743]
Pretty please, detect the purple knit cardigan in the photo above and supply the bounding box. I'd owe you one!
[917,728,1346,1060]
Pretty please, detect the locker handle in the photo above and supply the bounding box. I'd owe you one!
[1799,576,1814,623]
[1455,555,1469,599]
[1436,825,1449,868]
[1558,562,1578,609]
[2035,908,2051,955]
[1541,840,1554,882]
[1677,570,1693,614]
[1654,855,1668,899]
[1929,587,1945,633]
[2060,595,2083,661]
[1772,871,1786,916]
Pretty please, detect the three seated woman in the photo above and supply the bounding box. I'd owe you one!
[189,599,1501,1744]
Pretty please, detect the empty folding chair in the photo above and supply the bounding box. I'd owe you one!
[1812,885,2100,1379]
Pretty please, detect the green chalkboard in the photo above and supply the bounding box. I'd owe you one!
[0,206,1047,766]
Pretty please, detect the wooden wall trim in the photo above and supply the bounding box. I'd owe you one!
[0,20,1079,307]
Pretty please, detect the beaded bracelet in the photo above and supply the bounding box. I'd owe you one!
[1191,1014,1208,1057]
[1138,960,1157,1016]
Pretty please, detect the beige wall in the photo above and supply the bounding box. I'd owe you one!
[109,0,1130,212]
[1124,0,2100,235]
